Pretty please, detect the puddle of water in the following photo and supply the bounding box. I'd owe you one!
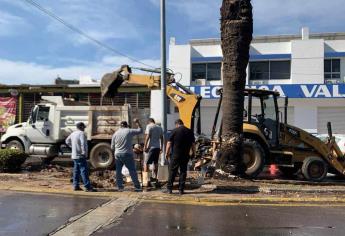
[165,225,196,232]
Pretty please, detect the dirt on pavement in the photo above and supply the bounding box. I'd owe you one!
[1,158,345,198]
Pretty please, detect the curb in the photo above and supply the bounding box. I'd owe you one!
[139,194,345,207]
[2,185,345,206]
[0,185,126,199]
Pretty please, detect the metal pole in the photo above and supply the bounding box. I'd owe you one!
[18,93,24,123]
[161,0,168,164]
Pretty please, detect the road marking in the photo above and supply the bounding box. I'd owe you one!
[50,196,139,236]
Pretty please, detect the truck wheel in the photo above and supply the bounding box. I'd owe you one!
[302,156,328,182]
[89,143,114,169]
[7,140,24,152]
[243,139,265,178]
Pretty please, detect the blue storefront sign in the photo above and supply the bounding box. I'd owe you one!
[189,84,345,99]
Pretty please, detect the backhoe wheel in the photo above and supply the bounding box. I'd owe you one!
[89,143,114,169]
[302,156,328,182]
[243,139,265,178]
[7,140,24,152]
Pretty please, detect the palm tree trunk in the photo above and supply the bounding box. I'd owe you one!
[217,0,253,176]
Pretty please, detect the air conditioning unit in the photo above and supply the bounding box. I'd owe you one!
[195,79,206,86]
[325,79,340,84]
[251,80,266,85]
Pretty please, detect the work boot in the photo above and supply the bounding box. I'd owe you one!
[134,188,143,192]
[73,186,82,191]
[179,190,184,195]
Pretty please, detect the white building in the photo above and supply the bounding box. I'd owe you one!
[151,28,345,135]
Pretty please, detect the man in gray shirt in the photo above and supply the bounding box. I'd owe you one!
[143,118,163,181]
[111,119,143,191]
[66,122,95,192]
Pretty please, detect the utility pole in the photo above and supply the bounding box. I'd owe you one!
[160,0,168,162]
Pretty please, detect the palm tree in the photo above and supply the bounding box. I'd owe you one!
[217,0,253,176]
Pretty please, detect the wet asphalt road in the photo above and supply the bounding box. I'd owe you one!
[0,191,107,236]
[94,202,345,236]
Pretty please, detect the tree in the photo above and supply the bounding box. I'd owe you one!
[217,0,253,176]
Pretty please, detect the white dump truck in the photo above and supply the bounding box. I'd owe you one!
[0,96,131,169]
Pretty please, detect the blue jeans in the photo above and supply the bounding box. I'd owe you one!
[73,158,91,189]
[115,153,141,189]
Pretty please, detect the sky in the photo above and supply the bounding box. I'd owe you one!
[0,0,344,84]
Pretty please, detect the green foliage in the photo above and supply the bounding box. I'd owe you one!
[0,149,28,172]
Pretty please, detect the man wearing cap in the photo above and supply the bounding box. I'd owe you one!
[66,122,96,192]
[111,119,143,192]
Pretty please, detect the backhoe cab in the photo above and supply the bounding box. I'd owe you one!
[212,89,345,181]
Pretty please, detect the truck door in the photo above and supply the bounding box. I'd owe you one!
[26,106,52,143]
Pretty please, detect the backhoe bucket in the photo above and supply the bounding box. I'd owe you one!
[100,69,124,98]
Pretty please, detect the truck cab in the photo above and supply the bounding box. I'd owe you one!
[1,97,70,159]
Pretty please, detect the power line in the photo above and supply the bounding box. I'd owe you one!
[21,0,155,68]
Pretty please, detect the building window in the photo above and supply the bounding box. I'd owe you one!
[270,61,291,80]
[192,63,221,81]
[250,60,291,81]
[250,61,269,80]
[192,64,206,80]
[207,63,221,81]
[324,59,340,81]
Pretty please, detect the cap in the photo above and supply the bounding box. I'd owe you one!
[76,122,86,130]
[120,121,128,128]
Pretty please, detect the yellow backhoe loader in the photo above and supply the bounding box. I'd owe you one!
[208,88,345,181]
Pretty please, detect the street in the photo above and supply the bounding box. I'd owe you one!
[0,190,344,236]
[95,202,345,236]
[0,191,107,236]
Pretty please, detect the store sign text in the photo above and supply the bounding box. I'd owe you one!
[189,84,345,99]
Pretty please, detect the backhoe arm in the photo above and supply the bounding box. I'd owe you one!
[100,65,202,132]
[166,83,201,132]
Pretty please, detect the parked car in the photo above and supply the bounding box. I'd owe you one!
[315,134,345,154]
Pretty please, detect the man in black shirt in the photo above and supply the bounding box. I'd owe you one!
[165,119,196,194]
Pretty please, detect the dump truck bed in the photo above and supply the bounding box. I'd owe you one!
[54,104,130,141]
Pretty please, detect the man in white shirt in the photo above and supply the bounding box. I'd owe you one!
[66,122,96,192]
[111,119,143,192]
